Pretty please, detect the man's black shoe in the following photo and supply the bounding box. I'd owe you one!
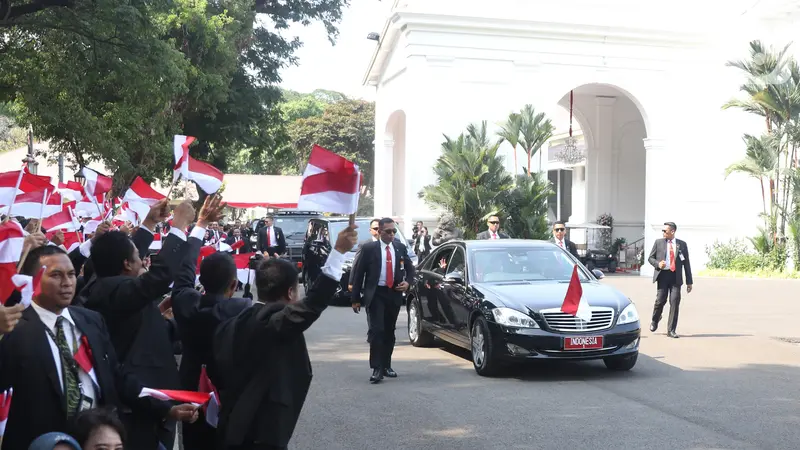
[649,322,658,332]
[667,331,679,338]
[383,368,397,378]
[370,369,383,383]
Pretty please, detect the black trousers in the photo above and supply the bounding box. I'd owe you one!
[652,272,682,333]
[366,288,402,370]
[182,414,216,450]
[227,445,287,450]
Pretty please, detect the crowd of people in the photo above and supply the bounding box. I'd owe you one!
[0,195,358,450]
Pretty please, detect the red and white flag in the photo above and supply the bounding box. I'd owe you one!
[79,167,112,198]
[123,176,164,222]
[561,265,592,322]
[11,265,45,308]
[298,145,361,215]
[0,388,12,437]
[47,229,83,253]
[42,209,80,232]
[74,335,98,386]
[149,233,162,251]
[0,221,25,303]
[2,190,62,219]
[139,388,211,406]
[186,157,224,194]
[74,193,106,217]
[173,135,196,180]
[232,252,255,284]
[58,181,84,203]
[0,169,53,212]
[198,365,220,428]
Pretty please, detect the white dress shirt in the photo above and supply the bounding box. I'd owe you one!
[378,241,396,287]
[31,302,99,406]
[265,226,277,247]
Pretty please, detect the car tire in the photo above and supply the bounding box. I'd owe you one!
[470,316,500,376]
[408,298,434,347]
[603,352,638,371]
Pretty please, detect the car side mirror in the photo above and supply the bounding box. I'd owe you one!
[592,269,605,279]
[444,271,464,284]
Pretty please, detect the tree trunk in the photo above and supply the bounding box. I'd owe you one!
[527,149,531,176]
[512,145,518,177]
[760,178,766,216]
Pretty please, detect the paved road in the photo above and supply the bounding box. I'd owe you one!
[287,276,800,450]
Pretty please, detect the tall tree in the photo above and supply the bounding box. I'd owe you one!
[0,0,352,191]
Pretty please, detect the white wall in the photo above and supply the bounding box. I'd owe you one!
[368,2,786,268]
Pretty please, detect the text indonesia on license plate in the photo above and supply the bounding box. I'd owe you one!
[564,336,604,350]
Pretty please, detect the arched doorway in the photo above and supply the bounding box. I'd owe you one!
[548,83,649,270]
[383,110,406,217]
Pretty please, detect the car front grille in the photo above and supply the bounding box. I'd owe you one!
[539,307,615,332]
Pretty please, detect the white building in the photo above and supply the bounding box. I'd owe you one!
[363,0,800,275]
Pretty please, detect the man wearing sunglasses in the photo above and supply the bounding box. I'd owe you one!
[647,221,693,338]
[350,218,416,383]
[551,221,579,258]
[476,215,509,240]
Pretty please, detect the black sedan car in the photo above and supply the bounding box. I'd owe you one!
[407,239,641,376]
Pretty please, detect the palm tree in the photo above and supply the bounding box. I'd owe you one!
[501,173,554,239]
[518,104,554,175]
[419,125,514,238]
[724,133,780,216]
[497,113,522,176]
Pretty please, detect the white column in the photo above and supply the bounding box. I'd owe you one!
[556,170,562,221]
[588,96,616,221]
[641,137,667,278]
[373,139,394,217]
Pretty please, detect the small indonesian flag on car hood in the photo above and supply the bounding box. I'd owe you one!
[560,265,592,323]
[297,145,361,215]
[139,388,211,406]
[0,388,12,437]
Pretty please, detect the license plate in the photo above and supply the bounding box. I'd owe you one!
[564,336,604,350]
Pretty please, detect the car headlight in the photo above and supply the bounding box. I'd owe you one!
[617,303,639,325]
[491,307,539,328]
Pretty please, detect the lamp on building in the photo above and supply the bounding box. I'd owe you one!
[556,90,585,166]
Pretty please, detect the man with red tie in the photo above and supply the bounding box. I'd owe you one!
[256,215,286,257]
[551,221,579,258]
[647,221,693,338]
[350,218,416,384]
[476,215,509,240]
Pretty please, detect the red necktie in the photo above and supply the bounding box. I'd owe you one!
[559,240,564,248]
[492,233,497,239]
[385,245,394,287]
[669,241,676,272]
[266,227,271,247]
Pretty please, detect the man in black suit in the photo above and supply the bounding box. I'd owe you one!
[351,218,416,383]
[225,227,251,254]
[80,199,194,449]
[0,245,198,450]
[647,221,693,338]
[551,221,579,258]
[476,215,510,240]
[213,223,357,450]
[257,215,286,257]
[171,196,252,450]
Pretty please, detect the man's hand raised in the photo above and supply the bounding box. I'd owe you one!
[197,195,226,229]
[0,304,25,334]
[333,223,358,254]
[142,199,170,231]
[171,200,196,232]
[92,222,111,242]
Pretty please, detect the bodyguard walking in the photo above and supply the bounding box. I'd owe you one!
[647,222,693,338]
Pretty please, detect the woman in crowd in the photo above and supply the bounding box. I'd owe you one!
[69,408,125,450]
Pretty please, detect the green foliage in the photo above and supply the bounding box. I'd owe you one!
[420,121,553,240]
[705,237,787,272]
[0,0,351,191]
[500,174,553,240]
[597,213,614,251]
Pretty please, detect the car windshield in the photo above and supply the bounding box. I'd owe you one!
[328,220,409,252]
[274,217,313,239]
[469,247,591,283]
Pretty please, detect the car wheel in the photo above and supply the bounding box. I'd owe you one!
[470,316,500,376]
[408,299,434,347]
[603,352,638,371]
